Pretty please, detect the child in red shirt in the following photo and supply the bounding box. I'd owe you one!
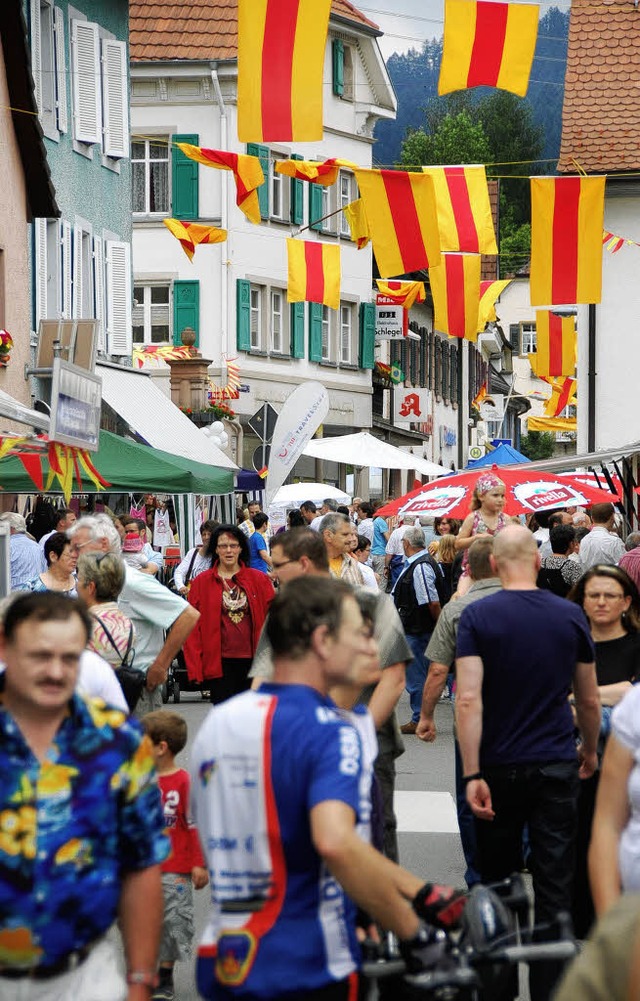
[143,710,208,1001]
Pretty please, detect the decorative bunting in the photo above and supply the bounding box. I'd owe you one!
[343,199,370,250]
[133,346,195,369]
[423,165,498,254]
[275,157,358,186]
[478,279,512,330]
[286,239,341,309]
[541,376,577,418]
[176,144,265,224]
[528,311,577,377]
[163,219,226,262]
[209,358,242,403]
[375,280,426,309]
[528,416,576,433]
[429,254,482,340]
[237,0,331,142]
[602,230,640,254]
[439,0,539,98]
[354,169,441,277]
[375,362,405,385]
[18,453,44,492]
[530,175,606,306]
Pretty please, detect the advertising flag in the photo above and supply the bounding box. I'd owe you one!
[177,144,265,224]
[275,157,358,186]
[529,311,576,377]
[423,165,497,254]
[530,175,606,305]
[343,199,370,249]
[265,382,330,506]
[478,279,512,330]
[163,219,226,262]
[355,169,441,277]
[439,0,539,98]
[237,0,331,142]
[429,254,481,340]
[375,280,426,309]
[287,239,341,309]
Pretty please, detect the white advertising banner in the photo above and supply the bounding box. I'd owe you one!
[265,382,330,507]
[393,388,431,426]
[375,295,407,339]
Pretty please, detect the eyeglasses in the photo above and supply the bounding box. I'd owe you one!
[584,591,625,602]
[272,559,295,571]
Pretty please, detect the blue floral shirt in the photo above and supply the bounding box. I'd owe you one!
[0,691,169,969]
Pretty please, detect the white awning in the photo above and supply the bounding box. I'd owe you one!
[98,363,237,471]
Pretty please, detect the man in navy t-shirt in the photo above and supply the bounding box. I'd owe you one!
[455,525,600,1001]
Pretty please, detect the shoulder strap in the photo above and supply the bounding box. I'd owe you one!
[184,547,199,584]
[93,613,134,667]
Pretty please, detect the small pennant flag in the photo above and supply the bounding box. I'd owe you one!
[176,144,265,224]
[237,0,331,142]
[423,165,497,255]
[478,279,512,330]
[163,219,226,262]
[287,239,341,309]
[542,376,577,417]
[275,157,358,186]
[430,254,481,340]
[354,169,441,277]
[258,466,269,479]
[389,363,405,384]
[343,199,370,249]
[472,382,488,408]
[528,311,576,378]
[439,0,539,98]
[376,280,426,309]
[530,175,605,306]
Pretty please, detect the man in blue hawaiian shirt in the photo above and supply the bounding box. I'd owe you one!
[0,592,169,1000]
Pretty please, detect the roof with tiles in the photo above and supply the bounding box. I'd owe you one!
[558,0,640,174]
[130,0,380,63]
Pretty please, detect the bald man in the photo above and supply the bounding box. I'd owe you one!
[455,525,600,1001]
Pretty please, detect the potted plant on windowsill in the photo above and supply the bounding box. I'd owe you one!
[180,402,237,426]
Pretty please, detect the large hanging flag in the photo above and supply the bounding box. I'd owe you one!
[430,254,481,340]
[177,144,264,224]
[343,199,370,249]
[163,219,226,262]
[237,0,331,143]
[275,157,358,186]
[542,376,577,418]
[528,415,576,433]
[528,311,576,377]
[375,280,426,309]
[287,239,341,309]
[354,169,441,277]
[530,175,606,306]
[423,165,497,254]
[438,0,539,98]
[478,279,512,330]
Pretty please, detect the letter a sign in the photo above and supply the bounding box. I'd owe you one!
[393,388,430,426]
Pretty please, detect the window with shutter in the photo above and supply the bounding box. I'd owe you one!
[290,153,304,225]
[450,342,458,405]
[30,0,43,114]
[93,236,105,351]
[419,327,427,386]
[105,241,132,355]
[133,284,171,345]
[290,302,305,358]
[247,144,270,220]
[61,221,72,319]
[101,39,128,159]
[359,302,376,369]
[442,342,449,402]
[173,281,199,347]
[34,219,47,328]
[509,323,521,354]
[332,39,344,96]
[308,303,323,362]
[520,323,536,355]
[236,279,251,351]
[71,19,101,145]
[53,6,67,134]
[171,134,199,220]
[309,184,324,233]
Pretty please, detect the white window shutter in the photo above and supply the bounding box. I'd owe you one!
[93,235,105,351]
[72,223,83,318]
[106,241,132,355]
[53,7,67,133]
[61,221,72,318]
[34,219,47,327]
[101,39,128,158]
[71,19,101,144]
[30,0,42,114]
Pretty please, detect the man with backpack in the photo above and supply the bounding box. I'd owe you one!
[392,525,446,734]
[537,524,584,597]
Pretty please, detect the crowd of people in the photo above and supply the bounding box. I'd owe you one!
[1,479,640,1000]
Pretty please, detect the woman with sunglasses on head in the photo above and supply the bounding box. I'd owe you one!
[183,524,274,705]
[568,564,640,936]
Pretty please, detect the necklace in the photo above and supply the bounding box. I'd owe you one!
[221,575,247,624]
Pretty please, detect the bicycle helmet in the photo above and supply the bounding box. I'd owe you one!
[460,884,516,999]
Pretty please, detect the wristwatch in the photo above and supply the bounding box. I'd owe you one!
[462,771,483,785]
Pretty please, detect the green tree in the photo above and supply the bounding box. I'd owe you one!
[399,110,491,168]
[519,431,555,460]
[500,222,531,276]
[478,91,544,228]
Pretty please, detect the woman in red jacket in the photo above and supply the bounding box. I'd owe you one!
[183,524,274,704]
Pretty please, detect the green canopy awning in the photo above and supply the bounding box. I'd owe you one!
[0,430,234,495]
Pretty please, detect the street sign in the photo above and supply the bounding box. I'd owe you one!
[248,402,278,442]
[393,388,430,426]
[49,359,102,451]
[375,295,408,339]
[468,445,484,460]
[252,443,271,474]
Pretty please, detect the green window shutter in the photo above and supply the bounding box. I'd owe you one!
[290,152,304,225]
[171,133,199,220]
[332,39,344,96]
[247,143,270,220]
[236,279,251,351]
[509,323,521,353]
[308,303,323,362]
[173,280,200,346]
[309,184,323,232]
[359,302,376,369]
[291,302,305,358]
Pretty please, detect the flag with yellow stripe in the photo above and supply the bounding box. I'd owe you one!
[478,279,512,330]
[275,157,358,186]
[542,376,577,417]
[530,176,606,305]
[237,0,331,142]
[375,280,426,309]
[343,199,370,249]
[430,254,481,340]
[528,311,576,377]
[287,239,341,309]
[423,165,497,254]
[163,220,227,262]
[176,144,264,224]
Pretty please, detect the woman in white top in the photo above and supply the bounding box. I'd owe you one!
[173,519,218,595]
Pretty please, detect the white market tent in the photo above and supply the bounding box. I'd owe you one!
[271,483,351,505]
[302,431,449,478]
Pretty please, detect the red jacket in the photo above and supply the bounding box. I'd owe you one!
[183,563,274,682]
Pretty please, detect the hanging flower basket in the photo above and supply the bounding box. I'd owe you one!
[0,329,14,368]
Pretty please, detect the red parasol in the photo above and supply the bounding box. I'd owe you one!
[377,465,619,520]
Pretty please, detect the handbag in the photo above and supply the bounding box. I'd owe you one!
[93,614,144,712]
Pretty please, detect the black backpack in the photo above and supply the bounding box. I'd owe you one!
[537,562,572,598]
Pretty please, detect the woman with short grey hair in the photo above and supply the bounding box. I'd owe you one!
[76,552,136,672]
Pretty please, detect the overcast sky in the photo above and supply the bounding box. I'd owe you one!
[357,1,572,58]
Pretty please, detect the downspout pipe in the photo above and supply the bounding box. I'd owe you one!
[587,304,597,452]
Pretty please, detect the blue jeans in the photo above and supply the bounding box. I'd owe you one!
[405,632,431,722]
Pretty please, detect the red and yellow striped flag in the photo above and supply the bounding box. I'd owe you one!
[237,0,331,142]
[375,280,426,309]
[542,376,577,417]
[275,157,358,186]
[429,254,481,340]
[343,199,370,249]
[478,279,512,330]
[287,239,341,309]
[528,415,576,433]
[472,381,488,408]
[163,219,226,262]
[530,176,606,306]
[439,0,539,98]
[423,165,497,254]
[354,169,441,277]
[528,311,576,378]
[177,144,264,224]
